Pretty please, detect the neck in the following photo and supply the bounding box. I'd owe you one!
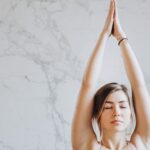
[101,130,127,150]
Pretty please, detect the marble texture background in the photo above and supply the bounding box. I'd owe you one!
[0,0,150,150]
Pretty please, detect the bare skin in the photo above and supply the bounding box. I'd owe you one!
[71,0,150,149]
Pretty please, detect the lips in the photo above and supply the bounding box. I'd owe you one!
[111,120,123,124]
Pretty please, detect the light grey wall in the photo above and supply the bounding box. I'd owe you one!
[0,0,150,150]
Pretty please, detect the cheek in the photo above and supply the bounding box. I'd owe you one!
[123,109,131,120]
[100,111,112,123]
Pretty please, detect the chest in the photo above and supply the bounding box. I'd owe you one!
[96,143,137,150]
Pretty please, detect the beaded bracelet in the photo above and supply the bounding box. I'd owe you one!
[118,37,128,45]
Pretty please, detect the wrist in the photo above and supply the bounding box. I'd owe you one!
[101,31,110,39]
[118,37,128,46]
[116,34,127,42]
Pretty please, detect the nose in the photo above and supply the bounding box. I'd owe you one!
[113,106,121,117]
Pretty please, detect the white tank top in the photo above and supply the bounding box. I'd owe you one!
[98,140,137,150]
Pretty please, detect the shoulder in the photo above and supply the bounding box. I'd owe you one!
[72,129,99,150]
[129,133,150,150]
[89,140,101,150]
[125,142,137,150]
[73,140,100,150]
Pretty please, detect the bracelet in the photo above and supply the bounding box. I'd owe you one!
[118,37,128,45]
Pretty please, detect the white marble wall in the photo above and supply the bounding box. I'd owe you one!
[0,0,150,150]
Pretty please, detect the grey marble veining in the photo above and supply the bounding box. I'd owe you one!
[0,0,150,150]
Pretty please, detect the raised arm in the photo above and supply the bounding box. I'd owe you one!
[113,0,150,144]
[71,1,115,149]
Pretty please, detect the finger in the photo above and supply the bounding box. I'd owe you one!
[114,0,118,19]
[108,0,115,18]
[106,0,114,24]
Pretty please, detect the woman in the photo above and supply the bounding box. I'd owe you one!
[71,0,150,150]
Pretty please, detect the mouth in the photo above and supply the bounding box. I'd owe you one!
[110,120,123,124]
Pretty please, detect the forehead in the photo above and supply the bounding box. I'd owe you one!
[105,90,128,103]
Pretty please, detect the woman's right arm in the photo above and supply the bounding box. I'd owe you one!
[71,32,108,150]
[71,1,115,149]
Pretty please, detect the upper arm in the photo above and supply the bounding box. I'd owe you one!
[131,84,150,140]
[71,83,97,149]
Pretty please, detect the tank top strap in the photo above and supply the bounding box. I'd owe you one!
[98,140,108,150]
[97,141,102,149]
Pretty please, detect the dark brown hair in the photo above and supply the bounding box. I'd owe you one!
[92,82,131,122]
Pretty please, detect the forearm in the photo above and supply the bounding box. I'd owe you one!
[83,32,108,87]
[119,39,146,88]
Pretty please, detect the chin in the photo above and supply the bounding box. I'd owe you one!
[110,125,127,132]
[112,127,126,132]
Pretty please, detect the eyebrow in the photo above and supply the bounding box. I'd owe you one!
[105,101,128,104]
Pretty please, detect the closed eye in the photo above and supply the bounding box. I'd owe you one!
[104,106,127,109]
[104,107,112,109]
[120,106,127,108]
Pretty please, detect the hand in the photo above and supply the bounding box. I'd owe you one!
[112,0,126,41]
[101,0,115,37]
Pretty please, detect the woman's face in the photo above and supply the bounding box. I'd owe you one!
[100,90,131,132]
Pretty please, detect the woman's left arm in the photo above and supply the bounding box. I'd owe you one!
[119,39,150,139]
[112,0,150,143]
